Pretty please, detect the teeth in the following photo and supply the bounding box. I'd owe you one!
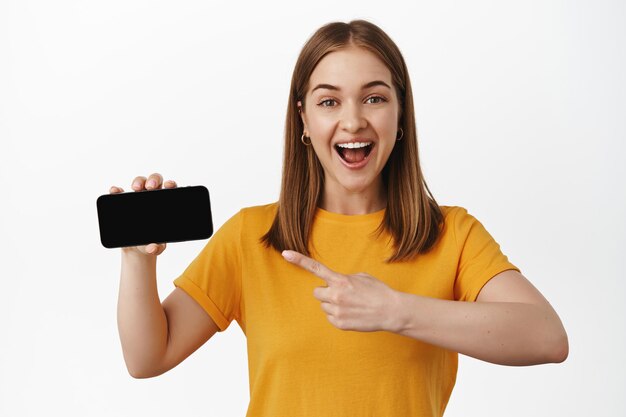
[336,142,372,149]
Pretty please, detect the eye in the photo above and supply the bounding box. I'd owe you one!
[318,99,337,107]
[366,95,387,104]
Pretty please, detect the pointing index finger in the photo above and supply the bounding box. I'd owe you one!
[282,250,339,283]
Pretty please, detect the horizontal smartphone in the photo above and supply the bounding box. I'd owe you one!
[97,185,213,249]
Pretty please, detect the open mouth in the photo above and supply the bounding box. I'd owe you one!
[334,142,374,164]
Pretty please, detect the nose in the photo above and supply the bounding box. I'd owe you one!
[339,101,367,132]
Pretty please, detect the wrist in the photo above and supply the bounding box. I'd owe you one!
[386,290,412,334]
[121,248,157,264]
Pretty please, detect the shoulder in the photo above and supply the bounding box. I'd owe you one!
[437,205,481,242]
[439,205,470,223]
[239,201,278,222]
[212,202,277,244]
[237,202,278,227]
[439,205,505,251]
[235,201,278,235]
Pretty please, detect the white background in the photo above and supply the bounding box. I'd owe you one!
[1,0,624,416]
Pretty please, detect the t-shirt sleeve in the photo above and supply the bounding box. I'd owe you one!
[452,207,521,302]
[172,210,243,332]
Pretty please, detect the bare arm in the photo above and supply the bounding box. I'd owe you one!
[281,250,568,367]
[116,251,163,377]
[114,173,220,378]
[117,251,220,377]
[394,270,569,366]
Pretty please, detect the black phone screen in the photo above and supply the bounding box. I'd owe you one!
[96,185,213,248]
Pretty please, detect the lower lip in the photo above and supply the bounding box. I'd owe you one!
[335,146,374,170]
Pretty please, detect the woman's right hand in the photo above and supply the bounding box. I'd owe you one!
[109,173,178,257]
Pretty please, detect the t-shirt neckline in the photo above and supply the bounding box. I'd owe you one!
[314,206,386,224]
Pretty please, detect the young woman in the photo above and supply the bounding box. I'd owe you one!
[112,19,568,417]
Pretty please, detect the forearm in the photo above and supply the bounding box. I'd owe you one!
[117,251,168,377]
[392,292,568,366]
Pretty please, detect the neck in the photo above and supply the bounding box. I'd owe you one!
[320,179,387,215]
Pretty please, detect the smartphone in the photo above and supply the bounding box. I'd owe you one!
[97,185,213,249]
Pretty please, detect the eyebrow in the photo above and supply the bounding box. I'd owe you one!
[311,80,391,93]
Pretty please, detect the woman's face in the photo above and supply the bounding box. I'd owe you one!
[298,45,400,200]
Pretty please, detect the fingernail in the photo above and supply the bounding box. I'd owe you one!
[282,250,294,261]
[133,181,140,189]
[146,180,155,188]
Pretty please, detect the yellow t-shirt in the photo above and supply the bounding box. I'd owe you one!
[173,203,520,417]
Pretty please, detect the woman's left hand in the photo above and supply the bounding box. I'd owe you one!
[282,250,402,333]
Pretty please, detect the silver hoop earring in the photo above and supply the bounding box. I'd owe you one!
[396,128,404,141]
[301,133,311,146]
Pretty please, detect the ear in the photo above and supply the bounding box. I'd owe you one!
[297,100,308,131]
